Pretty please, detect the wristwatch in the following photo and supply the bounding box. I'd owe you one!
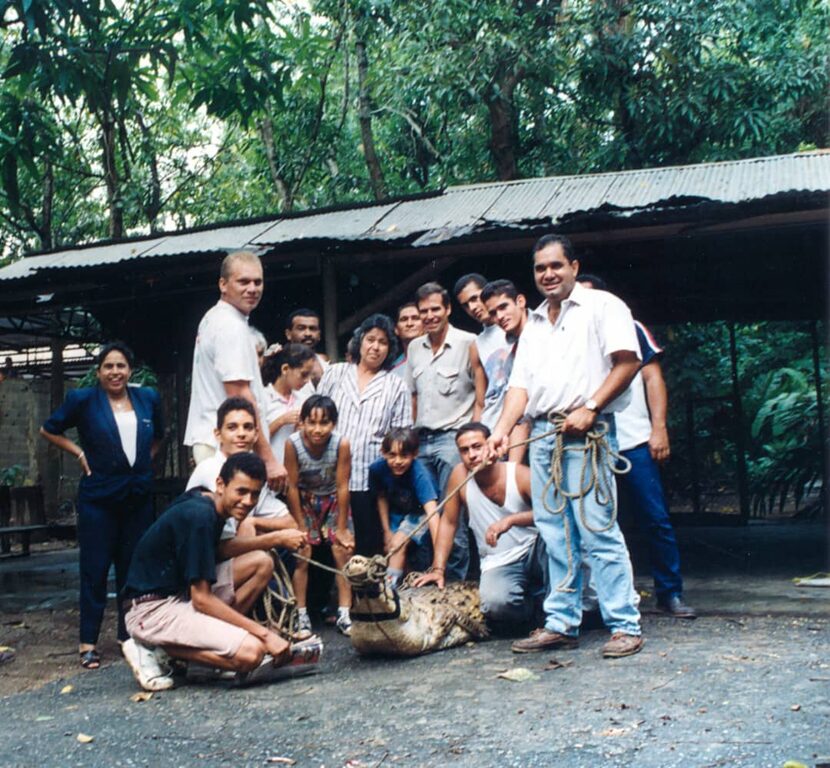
[584,398,599,412]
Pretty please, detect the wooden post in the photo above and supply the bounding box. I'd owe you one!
[43,339,65,518]
[808,320,828,517]
[321,254,338,360]
[728,323,751,523]
[174,333,190,478]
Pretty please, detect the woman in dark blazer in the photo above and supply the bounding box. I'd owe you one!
[40,342,164,669]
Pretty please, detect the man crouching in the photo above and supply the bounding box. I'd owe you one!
[122,452,289,691]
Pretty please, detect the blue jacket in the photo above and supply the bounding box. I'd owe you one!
[42,385,164,502]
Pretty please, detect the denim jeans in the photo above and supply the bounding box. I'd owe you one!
[529,418,641,636]
[618,443,683,602]
[418,429,469,580]
[480,536,548,629]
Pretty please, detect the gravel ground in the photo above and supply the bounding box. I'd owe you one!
[1,612,828,768]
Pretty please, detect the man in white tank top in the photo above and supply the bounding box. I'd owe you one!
[416,422,547,630]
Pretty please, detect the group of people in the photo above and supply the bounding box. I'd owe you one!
[41,235,695,691]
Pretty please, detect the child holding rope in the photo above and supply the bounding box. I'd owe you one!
[369,427,440,587]
[284,395,354,636]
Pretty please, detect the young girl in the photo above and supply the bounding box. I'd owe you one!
[262,343,316,463]
[284,395,354,636]
[368,427,440,587]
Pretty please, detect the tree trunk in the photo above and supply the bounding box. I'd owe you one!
[40,158,53,250]
[486,65,523,181]
[355,38,387,201]
[136,112,162,231]
[258,117,292,211]
[101,112,123,238]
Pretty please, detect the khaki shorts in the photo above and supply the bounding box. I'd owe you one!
[125,560,247,658]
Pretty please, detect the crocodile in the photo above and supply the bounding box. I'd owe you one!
[343,555,489,657]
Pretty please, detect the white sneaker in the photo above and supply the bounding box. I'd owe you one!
[336,612,352,637]
[235,654,276,687]
[122,638,174,691]
[294,611,313,639]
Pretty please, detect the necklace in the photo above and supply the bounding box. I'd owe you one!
[109,396,130,412]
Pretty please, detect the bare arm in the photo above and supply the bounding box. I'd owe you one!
[641,360,670,462]
[413,465,466,589]
[333,438,354,550]
[282,441,305,532]
[39,427,91,476]
[411,393,417,425]
[506,420,530,464]
[470,343,485,421]
[488,387,529,458]
[224,380,286,489]
[377,492,392,552]
[217,527,305,560]
[561,350,640,436]
[484,511,535,547]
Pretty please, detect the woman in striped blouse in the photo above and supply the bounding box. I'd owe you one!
[318,314,412,556]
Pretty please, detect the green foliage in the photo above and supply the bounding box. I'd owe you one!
[0,463,25,486]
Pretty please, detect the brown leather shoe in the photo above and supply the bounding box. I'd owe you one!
[511,628,579,654]
[602,632,644,658]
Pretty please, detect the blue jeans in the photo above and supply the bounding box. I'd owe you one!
[480,536,548,628]
[418,429,469,580]
[619,443,683,602]
[529,418,641,636]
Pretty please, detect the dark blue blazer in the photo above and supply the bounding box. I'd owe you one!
[42,385,164,503]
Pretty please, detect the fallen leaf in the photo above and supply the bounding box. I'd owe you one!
[497,667,538,682]
[35,716,54,722]
[0,645,14,652]
[790,704,802,712]
[60,685,74,695]
[543,658,574,672]
[782,762,808,768]
[265,758,296,765]
[600,727,628,737]
[76,733,94,744]
[130,691,153,703]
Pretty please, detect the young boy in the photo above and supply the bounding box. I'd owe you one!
[123,453,291,691]
[186,397,305,560]
[368,427,440,587]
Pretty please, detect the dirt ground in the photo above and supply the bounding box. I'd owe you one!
[0,608,121,698]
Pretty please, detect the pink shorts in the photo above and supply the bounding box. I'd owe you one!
[124,560,248,658]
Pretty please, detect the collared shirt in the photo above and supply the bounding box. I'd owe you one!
[184,300,268,447]
[404,325,476,431]
[264,383,308,464]
[509,282,640,419]
[318,363,412,491]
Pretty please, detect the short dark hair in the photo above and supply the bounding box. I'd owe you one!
[415,282,450,308]
[532,234,575,262]
[453,273,487,298]
[286,308,320,328]
[381,427,419,455]
[261,343,315,385]
[300,394,338,423]
[396,301,418,321]
[97,341,134,369]
[456,421,491,443]
[351,314,399,371]
[219,451,266,485]
[576,273,608,291]
[216,397,257,429]
[481,279,519,303]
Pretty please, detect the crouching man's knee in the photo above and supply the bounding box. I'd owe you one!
[230,635,266,672]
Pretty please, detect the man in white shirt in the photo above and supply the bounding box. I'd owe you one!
[416,422,546,631]
[489,234,644,659]
[184,251,286,489]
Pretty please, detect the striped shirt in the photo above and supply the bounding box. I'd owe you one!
[318,363,412,491]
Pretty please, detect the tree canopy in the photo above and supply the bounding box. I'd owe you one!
[0,0,826,255]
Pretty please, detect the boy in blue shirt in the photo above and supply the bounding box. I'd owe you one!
[369,428,439,586]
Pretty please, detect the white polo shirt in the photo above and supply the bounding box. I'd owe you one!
[184,300,268,447]
[508,283,640,419]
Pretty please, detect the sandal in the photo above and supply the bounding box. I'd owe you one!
[80,649,100,669]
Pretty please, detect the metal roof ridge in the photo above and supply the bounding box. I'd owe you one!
[443,150,830,193]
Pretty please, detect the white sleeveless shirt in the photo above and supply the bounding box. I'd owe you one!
[466,462,537,572]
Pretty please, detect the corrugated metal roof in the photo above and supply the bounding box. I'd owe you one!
[1,151,827,281]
